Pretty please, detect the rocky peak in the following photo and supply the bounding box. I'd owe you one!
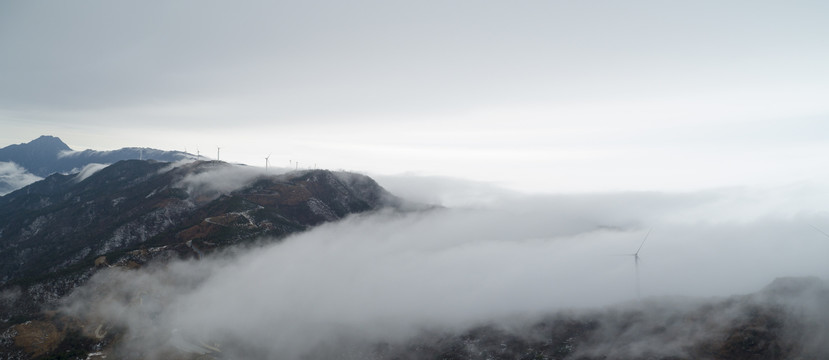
[0,135,72,177]
[26,135,71,151]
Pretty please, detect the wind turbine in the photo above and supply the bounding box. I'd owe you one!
[623,228,651,299]
[265,154,271,172]
[808,224,829,239]
[217,146,221,161]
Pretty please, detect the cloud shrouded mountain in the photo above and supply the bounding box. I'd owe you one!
[0,137,828,359]
[0,158,406,344]
[0,135,193,195]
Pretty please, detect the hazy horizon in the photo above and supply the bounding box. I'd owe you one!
[3,3,829,357]
[2,1,828,193]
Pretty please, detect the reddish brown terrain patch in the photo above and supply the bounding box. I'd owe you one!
[13,320,65,357]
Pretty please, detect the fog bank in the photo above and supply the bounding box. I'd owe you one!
[61,178,829,358]
[0,161,42,195]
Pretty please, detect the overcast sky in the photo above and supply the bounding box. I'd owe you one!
[2,0,828,192]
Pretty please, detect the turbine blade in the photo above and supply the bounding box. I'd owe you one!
[809,224,829,239]
[635,227,652,255]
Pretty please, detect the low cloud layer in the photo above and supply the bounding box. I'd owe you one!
[0,161,42,195]
[174,162,295,203]
[72,163,109,182]
[61,177,829,358]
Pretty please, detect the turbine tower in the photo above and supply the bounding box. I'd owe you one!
[217,146,221,161]
[624,228,651,299]
[265,154,271,172]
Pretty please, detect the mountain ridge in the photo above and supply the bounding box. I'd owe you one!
[0,135,192,195]
[0,159,407,328]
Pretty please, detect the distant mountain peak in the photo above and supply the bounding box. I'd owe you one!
[28,135,71,151]
[0,135,190,181]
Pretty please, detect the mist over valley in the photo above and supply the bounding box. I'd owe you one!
[0,137,827,359]
[2,1,828,358]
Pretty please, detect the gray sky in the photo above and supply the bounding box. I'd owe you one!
[2,0,828,192]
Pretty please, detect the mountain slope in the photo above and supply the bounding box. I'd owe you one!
[5,275,827,359]
[331,277,828,360]
[0,160,404,323]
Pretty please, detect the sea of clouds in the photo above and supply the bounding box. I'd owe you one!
[60,171,829,358]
